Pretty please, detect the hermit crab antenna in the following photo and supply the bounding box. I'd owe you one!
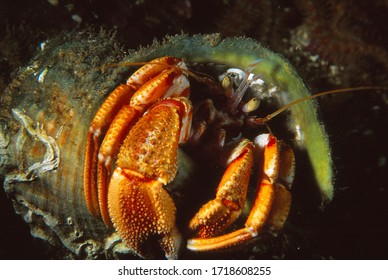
[179,68,217,84]
[253,86,386,125]
[100,60,217,85]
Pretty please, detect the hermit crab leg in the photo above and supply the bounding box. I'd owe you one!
[188,139,254,238]
[83,56,188,219]
[266,141,294,231]
[187,134,294,251]
[84,84,137,217]
[96,105,140,226]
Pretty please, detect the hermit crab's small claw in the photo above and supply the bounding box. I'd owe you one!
[189,139,254,237]
[108,168,182,259]
[187,134,294,252]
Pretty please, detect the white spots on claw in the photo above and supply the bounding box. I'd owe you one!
[247,227,258,237]
[253,133,270,149]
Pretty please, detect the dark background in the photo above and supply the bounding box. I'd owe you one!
[1,0,388,259]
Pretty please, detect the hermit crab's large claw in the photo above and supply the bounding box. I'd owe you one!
[83,56,192,259]
[106,98,192,259]
[108,168,182,259]
[84,56,190,222]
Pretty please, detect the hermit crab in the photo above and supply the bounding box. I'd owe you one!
[83,55,296,259]
[0,33,334,259]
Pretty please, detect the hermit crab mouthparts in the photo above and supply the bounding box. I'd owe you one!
[1,32,332,259]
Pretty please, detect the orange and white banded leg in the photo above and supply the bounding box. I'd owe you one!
[187,133,294,252]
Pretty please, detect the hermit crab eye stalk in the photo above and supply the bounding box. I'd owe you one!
[217,66,279,118]
[242,97,260,113]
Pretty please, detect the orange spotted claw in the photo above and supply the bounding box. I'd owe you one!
[83,56,192,258]
[108,169,181,259]
[107,98,192,259]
